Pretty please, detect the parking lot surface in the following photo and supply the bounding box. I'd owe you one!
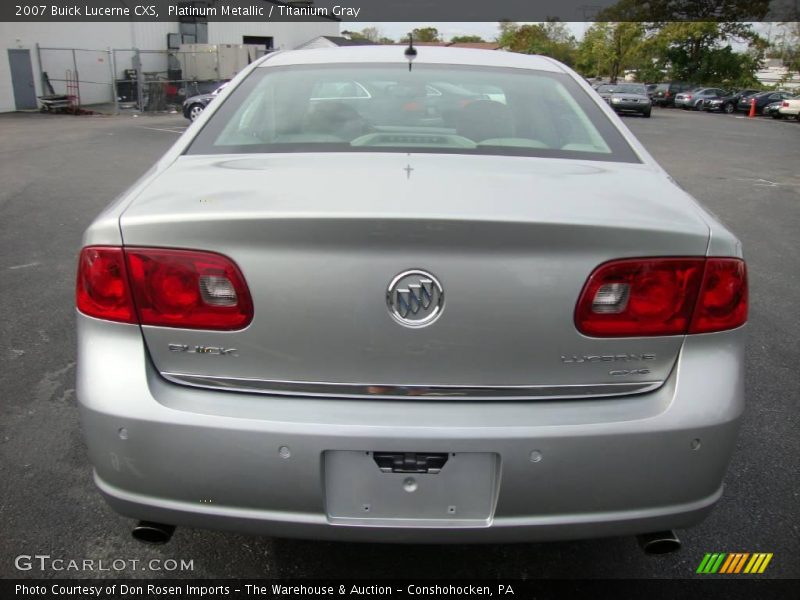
[0,108,798,579]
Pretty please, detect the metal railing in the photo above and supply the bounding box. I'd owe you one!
[34,44,270,113]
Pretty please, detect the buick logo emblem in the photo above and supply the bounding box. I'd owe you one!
[386,270,445,328]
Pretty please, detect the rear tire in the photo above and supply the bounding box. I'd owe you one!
[723,103,735,114]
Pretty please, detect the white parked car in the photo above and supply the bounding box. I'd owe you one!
[777,97,800,119]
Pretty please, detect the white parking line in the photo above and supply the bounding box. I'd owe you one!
[140,126,186,134]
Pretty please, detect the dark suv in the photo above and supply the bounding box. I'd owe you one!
[651,82,696,107]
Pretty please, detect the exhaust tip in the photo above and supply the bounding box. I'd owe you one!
[132,521,175,545]
[637,530,681,555]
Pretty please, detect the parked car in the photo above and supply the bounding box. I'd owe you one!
[701,89,749,112]
[651,82,696,107]
[737,90,795,115]
[595,83,652,117]
[76,46,747,548]
[182,81,229,121]
[764,99,786,118]
[705,89,761,114]
[777,97,800,120]
[674,88,727,110]
[645,83,658,99]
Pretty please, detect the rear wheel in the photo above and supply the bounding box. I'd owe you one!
[723,103,735,114]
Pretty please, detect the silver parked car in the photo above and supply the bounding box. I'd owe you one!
[674,87,727,110]
[595,83,652,117]
[76,47,747,549]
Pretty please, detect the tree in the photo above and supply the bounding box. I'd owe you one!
[646,22,767,85]
[450,35,486,43]
[408,27,442,43]
[343,27,383,43]
[576,22,646,82]
[497,20,577,66]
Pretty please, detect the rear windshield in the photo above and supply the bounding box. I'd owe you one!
[187,63,639,163]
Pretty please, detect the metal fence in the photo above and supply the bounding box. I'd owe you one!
[35,44,270,113]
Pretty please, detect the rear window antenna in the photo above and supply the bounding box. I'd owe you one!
[404,34,417,71]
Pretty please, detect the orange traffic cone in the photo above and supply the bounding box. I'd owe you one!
[748,97,757,118]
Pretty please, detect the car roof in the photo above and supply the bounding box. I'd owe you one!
[257,46,565,73]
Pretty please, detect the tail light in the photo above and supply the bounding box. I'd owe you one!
[689,258,748,334]
[783,101,789,107]
[76,247,136,324]
[686,94,693,100]
[76,246,253,330]
[575,257,747,337]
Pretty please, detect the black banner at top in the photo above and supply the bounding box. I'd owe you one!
[1,0,795,22]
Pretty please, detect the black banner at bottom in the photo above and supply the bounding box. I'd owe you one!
[3,579,800,600]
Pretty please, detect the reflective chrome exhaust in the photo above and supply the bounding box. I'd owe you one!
[131,521,175,545]
[637,530,681,554]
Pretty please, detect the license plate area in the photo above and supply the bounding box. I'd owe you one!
[324,451,500,526]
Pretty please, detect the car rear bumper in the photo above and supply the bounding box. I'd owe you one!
[77,315,744,543]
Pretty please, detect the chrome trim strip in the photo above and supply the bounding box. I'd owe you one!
[160,372,663,400]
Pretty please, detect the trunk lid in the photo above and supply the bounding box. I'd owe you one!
[120,153,709,399]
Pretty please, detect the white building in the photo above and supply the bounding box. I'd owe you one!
[756,58,800,91]
[0,18,338,112]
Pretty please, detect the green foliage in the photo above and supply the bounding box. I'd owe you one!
[576,22,646,82]
[646,22,766,85]
[343,27,395,45]
[450,35,486,44]
[497,20,577,66]
[489,17,769,86]
[408,27,442,43]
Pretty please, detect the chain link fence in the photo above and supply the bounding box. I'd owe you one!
[35,44,270,113]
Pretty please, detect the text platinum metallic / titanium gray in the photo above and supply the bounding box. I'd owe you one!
[75,46,746,545]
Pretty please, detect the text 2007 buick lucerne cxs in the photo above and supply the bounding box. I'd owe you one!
[75,47,747,550]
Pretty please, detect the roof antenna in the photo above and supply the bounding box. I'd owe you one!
[404,34,417,72]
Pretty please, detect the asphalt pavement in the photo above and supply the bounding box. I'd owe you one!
[0,108,798,579]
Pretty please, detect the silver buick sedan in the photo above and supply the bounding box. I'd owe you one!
[76,47,747,551]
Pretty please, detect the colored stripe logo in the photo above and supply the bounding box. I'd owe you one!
[697,553,773,574]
